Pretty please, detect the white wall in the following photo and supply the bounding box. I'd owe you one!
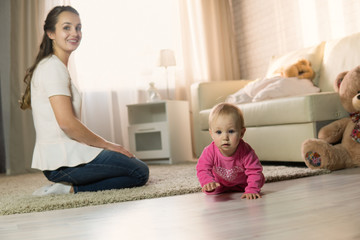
[232,0,360,80]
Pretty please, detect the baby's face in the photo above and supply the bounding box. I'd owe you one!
[209,114,244,157]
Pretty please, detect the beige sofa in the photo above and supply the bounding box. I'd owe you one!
[191,32,360,162]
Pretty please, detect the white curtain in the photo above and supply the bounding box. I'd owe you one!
[69,0,184,150]
[178,0,240,84]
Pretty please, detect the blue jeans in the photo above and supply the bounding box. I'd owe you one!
[43,150,149,193]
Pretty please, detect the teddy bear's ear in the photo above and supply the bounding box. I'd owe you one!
[334,71,348,92]
[297,59,307,65]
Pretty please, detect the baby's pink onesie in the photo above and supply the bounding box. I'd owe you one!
[196,140,265,195]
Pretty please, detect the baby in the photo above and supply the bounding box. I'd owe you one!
[196,103,265,199]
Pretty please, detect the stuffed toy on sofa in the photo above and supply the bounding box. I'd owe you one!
[274,58,315,80]
[302,65,360,170]
[226,59,319,104]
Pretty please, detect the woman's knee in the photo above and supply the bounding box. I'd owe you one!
[136,160,149,185]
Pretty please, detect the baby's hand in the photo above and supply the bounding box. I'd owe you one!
[202,182,220,192]
[241,193,261,200]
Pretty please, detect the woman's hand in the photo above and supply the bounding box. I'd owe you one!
[105,141,135,158]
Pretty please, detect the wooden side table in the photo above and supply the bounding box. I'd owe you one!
[127,100,193,164]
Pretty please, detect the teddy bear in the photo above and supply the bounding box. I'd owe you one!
[301,65,360,170]
[274,58,315,80]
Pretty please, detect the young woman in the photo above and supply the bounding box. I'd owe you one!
[20,6,149,195]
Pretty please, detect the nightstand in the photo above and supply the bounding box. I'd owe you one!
[127,100,193,164]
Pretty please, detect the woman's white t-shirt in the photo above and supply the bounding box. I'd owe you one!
[31,55,102,170]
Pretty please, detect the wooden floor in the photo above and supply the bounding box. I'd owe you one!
[1,167,360,240]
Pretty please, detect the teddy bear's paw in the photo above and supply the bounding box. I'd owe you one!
[305,151,322,168]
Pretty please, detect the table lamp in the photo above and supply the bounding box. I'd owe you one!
[158,49,176,99]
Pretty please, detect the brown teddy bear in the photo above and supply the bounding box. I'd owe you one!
[275,59,315,80]
[301,65,360,170]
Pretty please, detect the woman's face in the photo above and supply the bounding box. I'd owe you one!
[48,11,82,56]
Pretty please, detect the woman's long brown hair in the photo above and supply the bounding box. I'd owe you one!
[20,6,79,110]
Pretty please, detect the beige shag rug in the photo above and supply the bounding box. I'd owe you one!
[0,163,330,215]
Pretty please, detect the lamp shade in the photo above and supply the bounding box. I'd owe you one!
[158,49,176,67]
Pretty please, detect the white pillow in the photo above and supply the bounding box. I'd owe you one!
[252,78,320,102]
[265,42,325,86]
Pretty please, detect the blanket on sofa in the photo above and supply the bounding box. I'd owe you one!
[226,76,320,104]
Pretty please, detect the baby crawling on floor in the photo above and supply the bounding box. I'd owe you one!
[196,103,265,199]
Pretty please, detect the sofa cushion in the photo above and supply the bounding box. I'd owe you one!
[199,92,348,130]
[265,42,325,87]
[318,32,360,92]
